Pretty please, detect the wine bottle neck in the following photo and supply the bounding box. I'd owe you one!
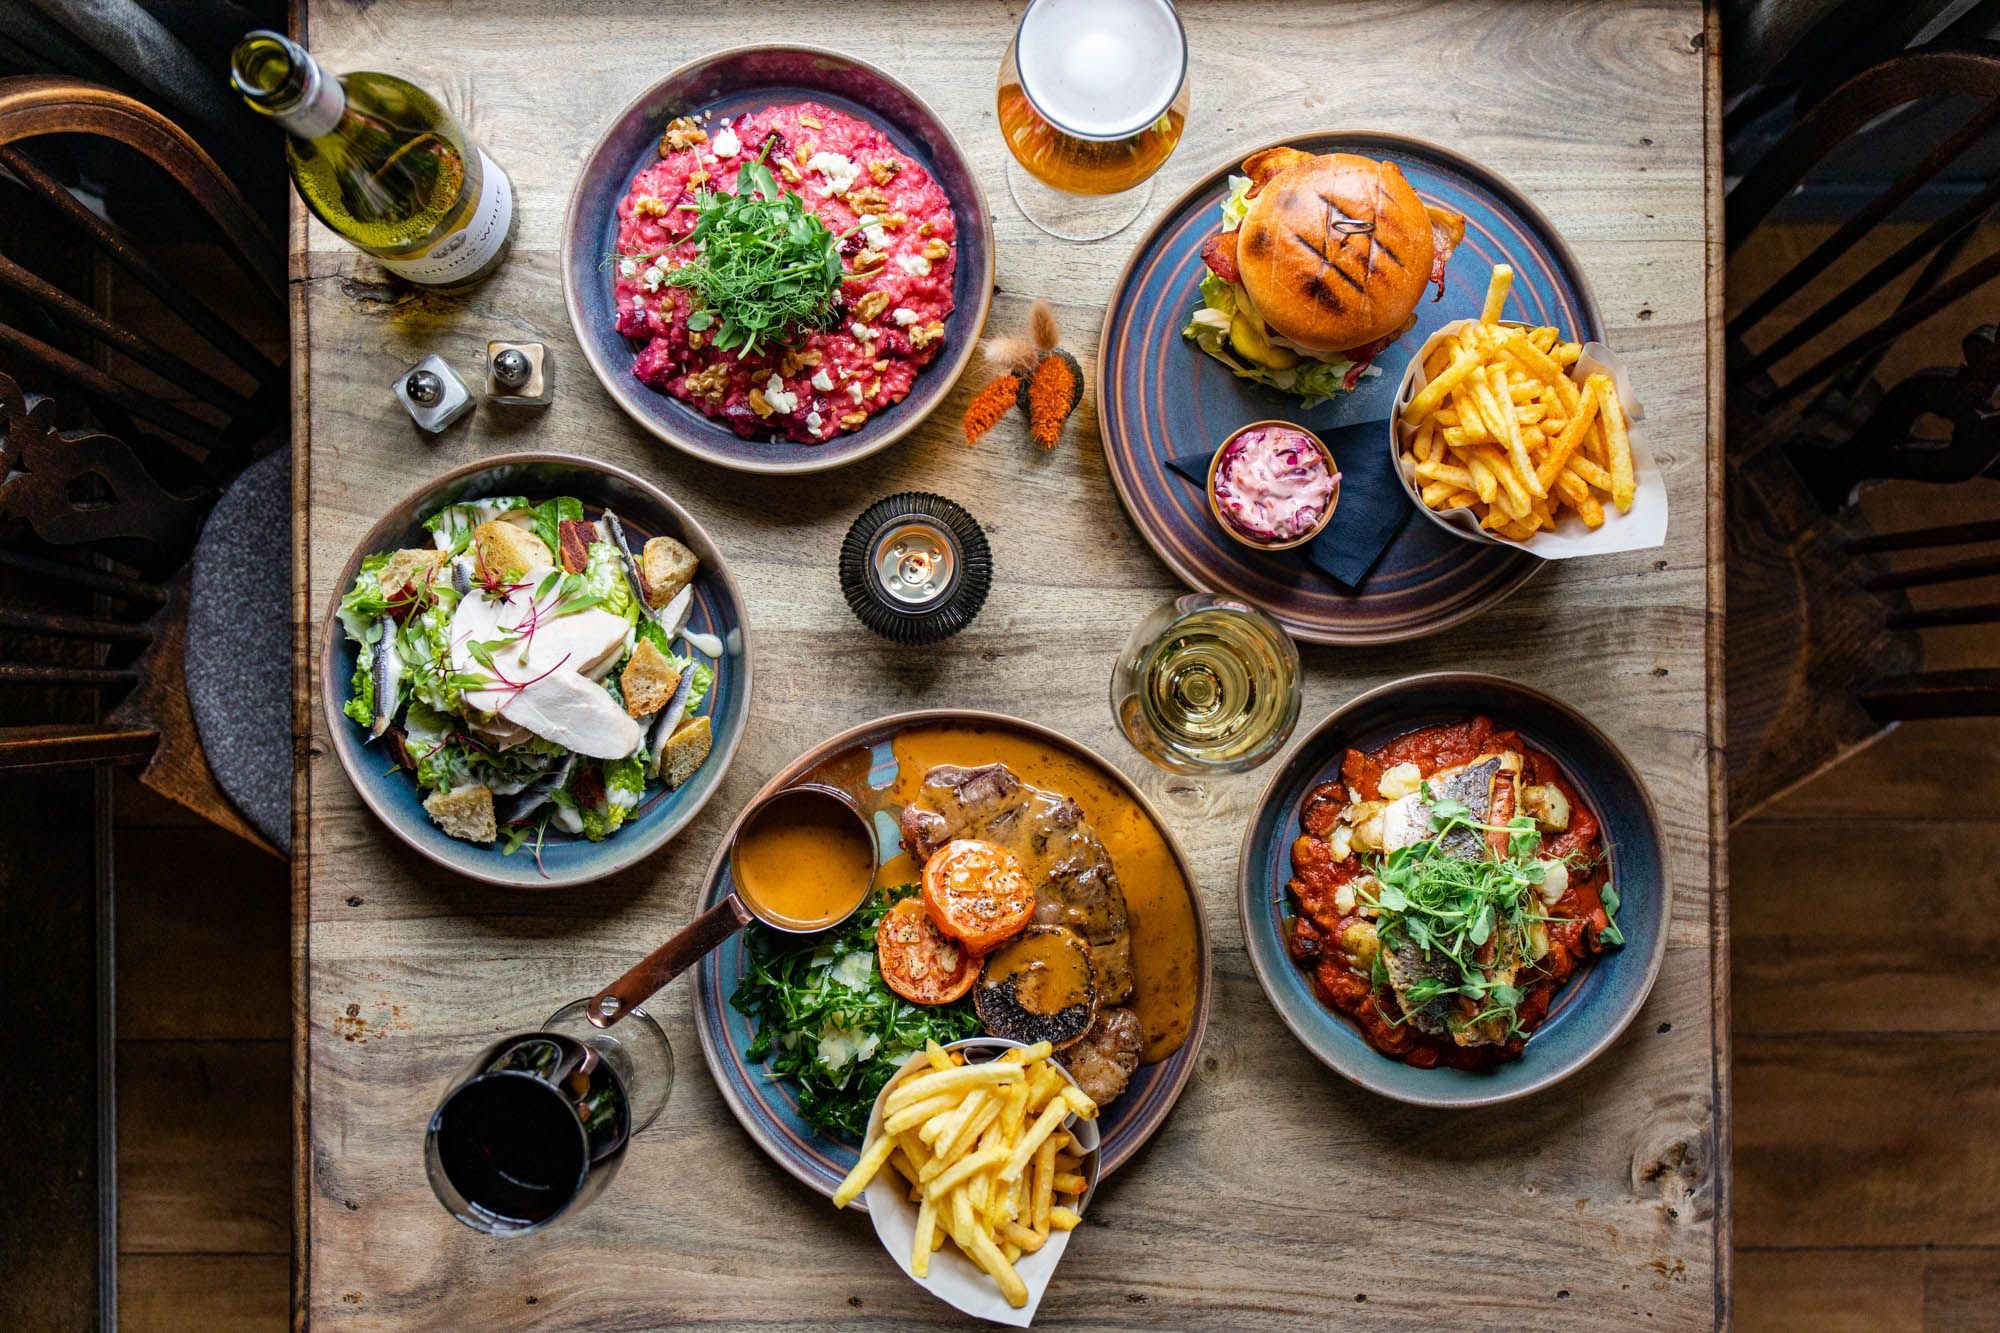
[276,60,347,139]
[232,29,347,140]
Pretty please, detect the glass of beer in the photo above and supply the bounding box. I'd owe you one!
[997,0,1190,241]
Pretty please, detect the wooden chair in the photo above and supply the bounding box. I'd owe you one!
[1725,46,2000,822]
[0,75,287,851]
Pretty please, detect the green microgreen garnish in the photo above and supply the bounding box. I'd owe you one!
[1362,781,1577,1041]
[661,146,845,358]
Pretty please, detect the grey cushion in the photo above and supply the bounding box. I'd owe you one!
[185,446,291,851]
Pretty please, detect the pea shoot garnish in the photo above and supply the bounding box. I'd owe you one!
[662,146,844,358]
[1362,782,1586,1041]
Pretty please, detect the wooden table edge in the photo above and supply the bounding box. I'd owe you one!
[1701,2,1733,1326]
[288,9,314,1328]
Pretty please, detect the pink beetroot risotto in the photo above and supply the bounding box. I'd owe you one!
[612,100,959,445]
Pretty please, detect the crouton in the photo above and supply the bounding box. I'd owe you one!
[659,714,712,790]
[558,518,600,575]
[472,519,554,583]
[638,535,698,607]
[619,638,682,718]
[378,548,446,603]
[423,783,497,843]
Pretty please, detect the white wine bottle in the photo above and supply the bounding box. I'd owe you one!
[231,30,515,291]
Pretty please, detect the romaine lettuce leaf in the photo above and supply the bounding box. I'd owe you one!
[342,649,374,728]
[336,552,392,643]
[579,540,636,623]
[1218,173,1252,231]
[532,497,584,561]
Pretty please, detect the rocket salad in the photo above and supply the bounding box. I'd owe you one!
[731,883,980,1140]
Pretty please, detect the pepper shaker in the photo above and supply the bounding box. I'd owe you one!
[393,354,473,433]
[485,340,551,406]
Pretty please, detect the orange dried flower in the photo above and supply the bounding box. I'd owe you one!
[1029,299,1061,353]
[962,373,1021,445]
[1018,349,1082,450]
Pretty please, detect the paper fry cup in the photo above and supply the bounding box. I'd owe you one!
[861,1037,1102,1327]
[1389,319,1668,557]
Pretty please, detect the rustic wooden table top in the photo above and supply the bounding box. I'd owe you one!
[291,2,1727,1327]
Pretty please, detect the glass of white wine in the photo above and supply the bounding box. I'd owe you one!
[1110,594,1301,776]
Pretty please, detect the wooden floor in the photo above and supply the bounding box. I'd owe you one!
[114,778,289,1329]
[1731,484,2000,1330]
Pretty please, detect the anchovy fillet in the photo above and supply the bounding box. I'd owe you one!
[644,669,696,779]
[600,510,659,625]
[496,754,576,826]
[368,617,403,739]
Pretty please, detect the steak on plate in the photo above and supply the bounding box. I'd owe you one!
[900,763,1133,1006]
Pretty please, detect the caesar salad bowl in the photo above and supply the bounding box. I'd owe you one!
[317,453,752,888]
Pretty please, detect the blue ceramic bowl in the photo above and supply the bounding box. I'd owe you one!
[561,45,995,475]
[1238,673,1667,1106]
[318,454,753,888]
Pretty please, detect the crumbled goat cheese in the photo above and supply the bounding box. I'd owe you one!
[892,307,919,326]
[711,127,740,158]
[811,368,835,392]
[808,151,859,197]
[896,254,931,276]
[805,410,824,433]
[762,374,798,415]
[618,258,637,278]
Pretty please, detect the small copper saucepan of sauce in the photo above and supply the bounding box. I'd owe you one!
[587,783,877,1028]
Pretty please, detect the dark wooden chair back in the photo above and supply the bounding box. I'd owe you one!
[0,76,286,849]
[1725,46,2000,821]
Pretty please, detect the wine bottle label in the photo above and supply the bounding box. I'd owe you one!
[376,150,514,285]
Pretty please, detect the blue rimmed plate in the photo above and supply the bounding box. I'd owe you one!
[1099,132,1605,643]
[693,709,1212,1204]
[318,454,752,888]
[561,45,994,475]
[1238,673,1668,1106]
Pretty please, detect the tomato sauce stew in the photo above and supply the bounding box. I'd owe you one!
[1284,715,1617,1070]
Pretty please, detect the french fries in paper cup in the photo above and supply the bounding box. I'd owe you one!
[845,1036,1101,1326]
[1389,268,1667,558]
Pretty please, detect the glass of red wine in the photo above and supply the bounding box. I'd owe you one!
[424,1001,672,1235]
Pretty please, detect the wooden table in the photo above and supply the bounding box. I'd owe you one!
[292,2,1727,1326]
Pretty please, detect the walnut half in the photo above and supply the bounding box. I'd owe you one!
[853,290,892,323]
[659,117,708,154]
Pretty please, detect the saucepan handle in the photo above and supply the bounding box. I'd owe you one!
[587,893,755,1028]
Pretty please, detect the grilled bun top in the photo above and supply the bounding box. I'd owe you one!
[1235,153,1437,357]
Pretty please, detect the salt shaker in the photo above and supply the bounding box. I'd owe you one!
[394,354,473,433]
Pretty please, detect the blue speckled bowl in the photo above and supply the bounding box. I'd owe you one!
[318,454,752,888]
[1239,673,1668,1106]
[561,45,995,475]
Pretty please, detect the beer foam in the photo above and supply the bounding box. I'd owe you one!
[1017,0,1185,139]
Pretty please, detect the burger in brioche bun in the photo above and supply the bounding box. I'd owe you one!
[1185,148,1465,405]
